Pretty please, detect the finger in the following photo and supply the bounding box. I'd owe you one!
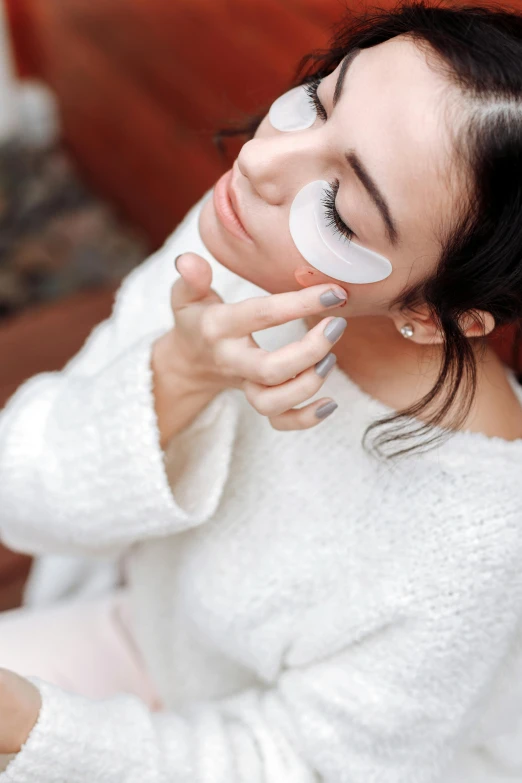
[207,283,347,340]
[215,316,347,386]
[269,398,338,431]
[242,353,337,417]
[170,252,221,310]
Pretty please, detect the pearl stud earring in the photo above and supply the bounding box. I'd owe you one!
[400,324,414,339]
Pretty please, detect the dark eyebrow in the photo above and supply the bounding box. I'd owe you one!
[332,49,362,109]
[346,152,400,248]
[332,49,401,248]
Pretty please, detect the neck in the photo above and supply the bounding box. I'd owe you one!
[329,315,443,411]
[310,314,522,439]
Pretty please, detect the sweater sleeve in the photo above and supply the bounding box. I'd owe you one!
[0,204,239,558]
[3,542,521,783]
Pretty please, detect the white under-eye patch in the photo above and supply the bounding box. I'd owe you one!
[289,181,393,284]
[268,86,317,132]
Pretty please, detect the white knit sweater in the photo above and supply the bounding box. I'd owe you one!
[2,192,522,783]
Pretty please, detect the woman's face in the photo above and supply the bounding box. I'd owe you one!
[199,35,461,318]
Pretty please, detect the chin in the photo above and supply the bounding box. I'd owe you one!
[198,199,292,295]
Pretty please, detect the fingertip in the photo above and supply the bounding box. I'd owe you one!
[330,285,348,302]
[315,400,338,420]
[174,252,195,273]
[174,254,183,272]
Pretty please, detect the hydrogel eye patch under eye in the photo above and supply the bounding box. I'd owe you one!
[289,181,393,284]
[268,86,317,132]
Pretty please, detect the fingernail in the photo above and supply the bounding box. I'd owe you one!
[320,289,347,308]
[315,400,338,420]
[315,352,336,377]
[174,254,183,272]
[324,317,347,343]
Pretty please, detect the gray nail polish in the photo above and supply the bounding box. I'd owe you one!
[315,352,336,377]
[324,317,347,343]
[315,401,338,420]
[320,290,346,308]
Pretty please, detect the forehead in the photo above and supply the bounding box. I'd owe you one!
[331,36,460,259]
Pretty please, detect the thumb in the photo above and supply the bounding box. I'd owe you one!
[170,252,222,311]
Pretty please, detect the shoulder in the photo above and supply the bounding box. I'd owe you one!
[378,442,522,582]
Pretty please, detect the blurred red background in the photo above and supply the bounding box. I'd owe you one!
[5,0,352,245]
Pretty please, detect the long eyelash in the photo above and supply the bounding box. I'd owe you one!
[302,81,355,243]
[321,180,355,243]
[303,78,327,122]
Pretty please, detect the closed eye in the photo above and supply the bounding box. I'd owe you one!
[304,78,327,122]
[322,180,355,243]
[303,78,356,242]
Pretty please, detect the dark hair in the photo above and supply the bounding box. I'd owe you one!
[215,0,522,458]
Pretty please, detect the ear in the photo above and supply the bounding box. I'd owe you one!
[459,310,496,338]
[391,305,496,344]
[294,265,349,296]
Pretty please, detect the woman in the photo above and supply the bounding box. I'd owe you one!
[1,1,522,780]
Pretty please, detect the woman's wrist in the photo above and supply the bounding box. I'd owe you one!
[152,332,219,449]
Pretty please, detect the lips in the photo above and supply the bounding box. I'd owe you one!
[228,175,252,236]
[213,169,254,243]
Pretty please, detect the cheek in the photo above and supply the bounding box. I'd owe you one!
[342,263,417,315]
[255,247,308,295]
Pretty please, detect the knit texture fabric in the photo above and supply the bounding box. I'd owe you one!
[2,192,522,782]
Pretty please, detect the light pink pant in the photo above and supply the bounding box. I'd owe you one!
[0,591,162,709]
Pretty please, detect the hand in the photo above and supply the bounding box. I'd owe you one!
[0,668,41,754]
[152,252,347,443]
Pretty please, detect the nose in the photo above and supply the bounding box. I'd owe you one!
[237,129,330,206]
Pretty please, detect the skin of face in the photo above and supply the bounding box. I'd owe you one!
[198,35,460,323]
